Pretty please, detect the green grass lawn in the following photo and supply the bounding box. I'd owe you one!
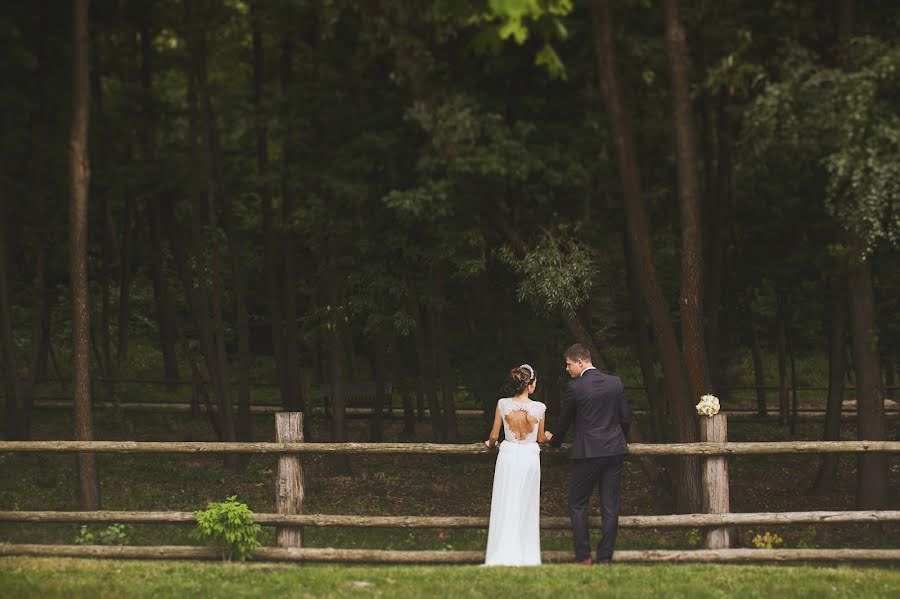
[1,558,898,599]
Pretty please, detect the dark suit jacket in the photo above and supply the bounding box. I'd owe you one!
[549,368,632,458]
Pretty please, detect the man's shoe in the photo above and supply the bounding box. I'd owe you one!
[575,558,593,565]
[596,559,612,565]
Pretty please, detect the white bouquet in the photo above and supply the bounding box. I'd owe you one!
[696,394,720,417]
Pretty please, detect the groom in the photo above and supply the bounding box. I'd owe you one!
[549,343,632,564]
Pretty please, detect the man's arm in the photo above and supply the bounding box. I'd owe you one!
[549,383,576,448]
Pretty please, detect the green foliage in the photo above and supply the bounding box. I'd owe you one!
[192,496,261,561]
[751,531,784,549]
[686,528,701,548]
[498,228,598,317]
[74,523,130,546]
[742,40,900,254]
[470,0,572,79]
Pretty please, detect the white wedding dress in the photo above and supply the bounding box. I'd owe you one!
[483,397,546,566]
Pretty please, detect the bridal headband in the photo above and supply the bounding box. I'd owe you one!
[520,364,535,382]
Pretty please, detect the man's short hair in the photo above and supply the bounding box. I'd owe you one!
[564,343,592,363]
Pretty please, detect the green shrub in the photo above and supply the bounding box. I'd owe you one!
[752,531,784,549]
[74,523,130,546]
[192,496,261,561]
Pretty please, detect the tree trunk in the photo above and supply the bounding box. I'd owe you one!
[116,196,134,363]
[845,233,887,508]
[703,93,730,391]
[0,158,22,440]
[810,275,847,495]
[369,329,388,442]
[69,0,101,510]
[325,204,350,474]
[835,0,887,511]
[138,15,179,389]
[776,299,789,426]
[409,284,442,441]
[280,35,302,416]
[788,326,799,435]
[183,0,235,455]
[100,203,114,379]
[625,238,666,443]
[662,0,711,399]
[431,271,458,443]
[749,313,767,416]
[591,0,701,512]
[254,4,287,413]
[23,246,50,439]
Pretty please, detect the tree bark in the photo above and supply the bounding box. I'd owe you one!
[69,0,101,510]
[662,0,712,399]
[280,35,302,417]
[749,313,767,416]
[409,283,442,441]
[325,204,350,474]
[139,12,179,388]
[835,0,888,511]
[183,0,236,457]
[23,246,50,439]
[0,156,22,440]
[591,0,701,512]
[254,3,288,413]
[845,234,888,508]
[624,238,666,443]
[810,274,847,495]
[116,196,134,363]
[369,328,388,442]
[776,298,789,426]
[431,270,458,443]
[703,93,730,391]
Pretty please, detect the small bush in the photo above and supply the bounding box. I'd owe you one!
[752,531,784,549]
[687,528,701,548]
[74,523,130,546]
[192,496,261,561]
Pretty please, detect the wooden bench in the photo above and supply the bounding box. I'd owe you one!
[316,382,393,418]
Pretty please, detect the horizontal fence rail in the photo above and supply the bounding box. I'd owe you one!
[2,510,898,528]
[2,440,899,455]
[0,544,897,563]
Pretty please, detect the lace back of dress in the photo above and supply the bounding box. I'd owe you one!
[499,398,544,444]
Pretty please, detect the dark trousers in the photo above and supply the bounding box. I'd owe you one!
[568,454,624,562]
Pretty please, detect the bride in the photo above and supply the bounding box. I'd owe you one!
[483,364,552,566]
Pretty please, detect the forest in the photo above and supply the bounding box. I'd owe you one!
[0,0,898,568]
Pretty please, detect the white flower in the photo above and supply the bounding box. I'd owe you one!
[696,394,720,417]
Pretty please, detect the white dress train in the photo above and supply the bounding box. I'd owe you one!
[483,398,546,566]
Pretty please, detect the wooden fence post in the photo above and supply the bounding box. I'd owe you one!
[700,413,730,548]
[275,412,305,548]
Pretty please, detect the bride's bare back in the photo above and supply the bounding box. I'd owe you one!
[504,409,538,441]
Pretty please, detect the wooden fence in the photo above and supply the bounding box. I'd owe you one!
[1,413,898,563]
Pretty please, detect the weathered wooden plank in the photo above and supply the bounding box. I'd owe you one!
[0,544,897,562]
[275,413,304,548]
[1,440,898,455]
[700,414,731,549]
[3,510,898,527]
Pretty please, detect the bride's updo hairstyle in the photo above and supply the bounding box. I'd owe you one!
[505,364,536,396]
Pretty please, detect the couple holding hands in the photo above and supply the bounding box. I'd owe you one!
[483,343,632,566]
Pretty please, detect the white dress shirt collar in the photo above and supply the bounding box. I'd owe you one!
[580,365,596,377]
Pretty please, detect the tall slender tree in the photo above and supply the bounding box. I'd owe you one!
[69,0,101,510]
[662,0,712,398]
[590,0,701,511]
